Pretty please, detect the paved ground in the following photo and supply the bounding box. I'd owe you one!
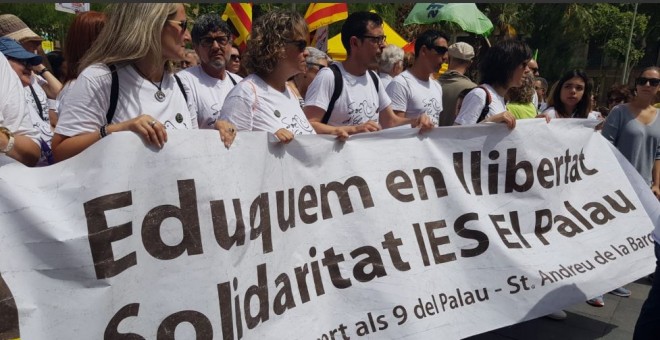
[465,277,651,340]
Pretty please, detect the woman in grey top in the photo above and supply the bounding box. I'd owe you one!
[602,66,660,195]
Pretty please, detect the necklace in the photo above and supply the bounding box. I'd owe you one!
[133,65,166,102]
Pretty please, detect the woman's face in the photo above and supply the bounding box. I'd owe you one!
[283,23,309,76]
[161,4,191,62]
[560,76,586,109]
[636,69,660,99]
[509,59,530,88]
[7,58,32,87]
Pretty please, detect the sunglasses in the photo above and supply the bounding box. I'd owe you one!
[361,34,387,45]
[7,57,31,68]
[636,77,660,87]
[306,62,326,69]
[428,45,448,55]
[285,39,307,52]
[167,19,188,32]
[199,36,230,48]
[230,54,240,62]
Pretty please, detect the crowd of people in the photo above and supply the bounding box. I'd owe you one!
[0,3,659,338]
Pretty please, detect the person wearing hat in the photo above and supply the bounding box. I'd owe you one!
[0,14,63,124]
[437,41,477,126]
[0,52,41,166]
[0,37,55,166]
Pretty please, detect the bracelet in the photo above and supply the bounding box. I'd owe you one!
[37,68,49,76]
[100,125,108,138]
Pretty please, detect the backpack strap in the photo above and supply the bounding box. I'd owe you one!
[476,85,492,123]
[105,64,119,124]
[173,73,188,104]
[227,73,237,86]
[322,63,343,125]
[28,84,45,121]
[367,70,380,94]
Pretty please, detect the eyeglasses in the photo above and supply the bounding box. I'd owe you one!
[167,19,188,32]
[361,34,387,45]
[285,39,307,52]
[427,45,448,55]
[199,36,230,48]
[636,77,660,87]
[230,54,240,62]
[306,62,326,69]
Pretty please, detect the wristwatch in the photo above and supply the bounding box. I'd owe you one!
[0,126,15,153]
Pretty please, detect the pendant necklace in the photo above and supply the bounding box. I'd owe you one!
[133,65,166,102]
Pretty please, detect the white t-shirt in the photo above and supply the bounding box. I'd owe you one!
[0,53,40,147]
[454,83,506,125]
[56,63,197,137]
[56,79,76,118]
[304,62,391,126]
[542,107,602,120]
[219,74,315,135]
[379,72,393,90]
[177,66,242,129]
[386,70,443,126]
[25,76,54,166]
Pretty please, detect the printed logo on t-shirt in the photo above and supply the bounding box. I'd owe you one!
[344,100,377,125]
[423,97,442,126]
[282,115,314,135]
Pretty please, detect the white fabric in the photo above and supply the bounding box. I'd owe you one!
[542,107,601,120]
[219,74,315,135]
[25,77,54,166]
[177,66,242,129]
[454,83,506,125]
[56,63,197,137]
[56,79,76,118]
[386,70,443,126]
[379,72,393,90]
[532,91,539,111]
[0,120,656,339]
[0,53,39,146]
[304,62,391,126]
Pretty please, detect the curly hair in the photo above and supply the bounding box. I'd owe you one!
[245,10,307,77]
[506,72,535,104]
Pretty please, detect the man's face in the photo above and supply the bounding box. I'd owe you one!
[534,80,546,101]
[355,22,386,69]
[194,30,232,70]
[181,52,199,69]
[424,37,449,73]
[528,59,539,77]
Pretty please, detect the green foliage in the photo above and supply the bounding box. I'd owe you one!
[591,4,648,66]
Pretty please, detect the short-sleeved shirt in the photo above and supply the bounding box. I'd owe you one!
[0,53,40,147]
[386,70,443,126]
[56,63,197,137]
[219,74,315,135]
[25,76,54,166]
[304,62,391,126]
[177,66,242,129]
[454,84,506,125]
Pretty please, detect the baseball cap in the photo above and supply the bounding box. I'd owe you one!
[0,14,42,43]
[0,37,42,65]
[448,42,475,61]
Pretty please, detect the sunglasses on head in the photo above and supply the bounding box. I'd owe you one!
[285,39,307,52]
[636,77,660,87]
[427,45,448,55]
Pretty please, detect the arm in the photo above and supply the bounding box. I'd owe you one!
[379,106,433,132]
[482,111,516,129]
[33,66,63,99]
[652,159,660,199]
[304,105,376,140]
[0,132,40,167]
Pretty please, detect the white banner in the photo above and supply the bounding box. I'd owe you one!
[0,120,656,339]
[55,3,89,14]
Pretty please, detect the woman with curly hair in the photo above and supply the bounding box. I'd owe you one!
[219,10,316,143]
[505,72,537,119]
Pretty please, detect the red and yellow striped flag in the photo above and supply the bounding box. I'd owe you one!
[221,3,252,51]
[304,3,348,33]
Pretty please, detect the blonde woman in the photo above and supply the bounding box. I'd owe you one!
[219,10,317,143]
[52,3,236,162]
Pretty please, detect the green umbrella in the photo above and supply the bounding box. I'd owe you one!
[404,3,494,37]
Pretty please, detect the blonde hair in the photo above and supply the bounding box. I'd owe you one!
[245,10,307,76]
[79,3,179,74]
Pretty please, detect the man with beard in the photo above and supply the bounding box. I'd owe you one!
[304,11,432,138]
[177,14,242,129]
[386,29,449,127]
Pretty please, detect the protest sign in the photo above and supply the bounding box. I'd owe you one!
[0,120,655,339]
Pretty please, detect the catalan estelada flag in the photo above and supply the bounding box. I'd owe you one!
[304,3,348,33]
[221,3,252,51]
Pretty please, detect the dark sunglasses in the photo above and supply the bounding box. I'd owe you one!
[361,34,387,45]
[285,39,307,52]
[636,77,660,87]
[428,45,448,55]
[167,19,188,32]
[200,36,230,48]
[230,54,240,61]
[306,62,326,69]
[7,57,31,68]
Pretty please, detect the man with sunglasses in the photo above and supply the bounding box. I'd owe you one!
[386,29,448,127]
[304,11,432,138]
[177,13,242,129]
